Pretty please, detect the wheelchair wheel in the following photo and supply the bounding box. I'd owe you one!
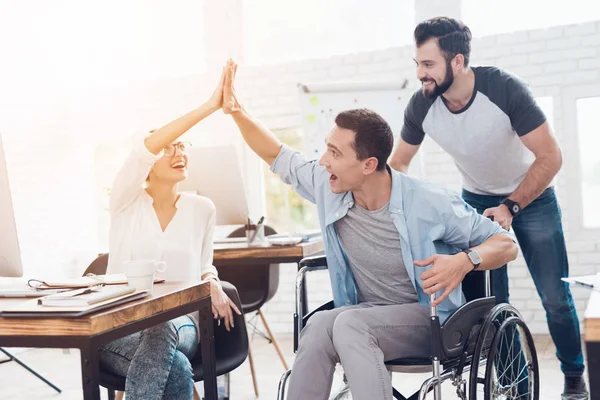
[468,303,524,399]
[483,316,539,399]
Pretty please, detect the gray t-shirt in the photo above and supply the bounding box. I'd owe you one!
[401,66,548,196]
[335,200,418,305]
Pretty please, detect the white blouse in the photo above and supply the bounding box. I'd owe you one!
[106,133,219,285]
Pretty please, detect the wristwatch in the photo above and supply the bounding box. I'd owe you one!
[502,198,522,217]
[462,249,482,270]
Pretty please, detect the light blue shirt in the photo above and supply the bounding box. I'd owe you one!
[270,145,507,323]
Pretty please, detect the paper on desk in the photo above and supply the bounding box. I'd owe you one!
[562,273,600,291]
[38,285,136,307]
[99,274,165,285]
[1,289,150,314]
[31,274,164,289]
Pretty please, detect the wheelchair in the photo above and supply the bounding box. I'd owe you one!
[277,255,539,400]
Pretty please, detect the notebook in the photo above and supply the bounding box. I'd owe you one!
[0,290,150,318]
[38,285,136,307]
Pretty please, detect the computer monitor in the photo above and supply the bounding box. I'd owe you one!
[0,134,23,277]
[178,144,249,226]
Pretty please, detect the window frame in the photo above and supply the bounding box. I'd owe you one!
[262,126,319,233]
[562,84,600,239]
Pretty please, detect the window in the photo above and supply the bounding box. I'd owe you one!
[93,141,129,251]
[535,97,554,128]
[264,128,319,233]
[576,97,600,228]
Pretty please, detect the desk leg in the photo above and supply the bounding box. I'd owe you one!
[199,297,218,400]
[587,341,600,398]
[80,340,101,400]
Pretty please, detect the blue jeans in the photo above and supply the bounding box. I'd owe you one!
[462,187,585,378]
[99,316,198,400]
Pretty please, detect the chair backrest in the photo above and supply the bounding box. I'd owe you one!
[214,225,279,313]
[190,280,249,379]
[83,253,109,276]
[461,270,490,302]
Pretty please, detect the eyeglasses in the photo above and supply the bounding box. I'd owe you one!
[163,142,191,157]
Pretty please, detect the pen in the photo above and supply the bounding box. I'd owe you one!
[563,276,598,291]
[249,216,264,243]
[574,281,594,289]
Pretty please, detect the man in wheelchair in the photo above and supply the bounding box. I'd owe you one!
[222,65,522,399]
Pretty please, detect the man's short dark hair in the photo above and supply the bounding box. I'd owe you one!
[335,109,393,172]
[414,17,472,66]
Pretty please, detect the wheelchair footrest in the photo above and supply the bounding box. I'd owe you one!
[385,357,432,373]
[385,357,431,366]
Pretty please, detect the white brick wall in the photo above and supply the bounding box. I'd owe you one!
[2,21,600,336]
[248,21,600,335]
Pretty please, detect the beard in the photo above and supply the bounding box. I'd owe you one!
[421,59,454,99]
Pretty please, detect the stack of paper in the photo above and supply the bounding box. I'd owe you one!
[0,287,150,318]
[0,286,68,298]
[30,274,164,290]
[39,285,136,307]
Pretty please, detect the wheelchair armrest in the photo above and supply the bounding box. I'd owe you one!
[296,257,328,316]
[299,254,328,269]
[296,255,328,299]
[296,255,328,324]
[293,255,329,353]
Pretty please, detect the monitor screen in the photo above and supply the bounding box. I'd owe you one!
[178,144,249,226]
[0,134,23,277]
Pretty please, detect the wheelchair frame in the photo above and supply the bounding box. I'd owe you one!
[277,255,539,400]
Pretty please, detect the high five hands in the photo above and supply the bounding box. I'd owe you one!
[222,58,241,114]
[206,58,240,114]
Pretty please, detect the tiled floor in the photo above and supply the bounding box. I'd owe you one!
[0,334,586,399]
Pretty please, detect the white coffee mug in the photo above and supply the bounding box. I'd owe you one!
[124,259,167,293]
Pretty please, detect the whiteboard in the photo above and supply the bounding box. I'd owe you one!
[297,80,424,178]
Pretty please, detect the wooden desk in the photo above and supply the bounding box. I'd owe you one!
[213,239,325,319]
[0,281,217,400]
[584,290,600,397]
[213,240,324,266]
